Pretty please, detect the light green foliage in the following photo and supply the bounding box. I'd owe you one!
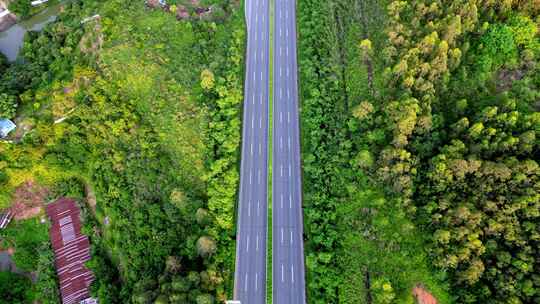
[508,15,539,51]
[195,294,214,304]
[371,279,396,304]
[477,24,518,72]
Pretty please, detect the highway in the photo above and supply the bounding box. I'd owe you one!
[233,0,270,303]
[272,0,306,303]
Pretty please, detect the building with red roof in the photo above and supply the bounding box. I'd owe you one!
[46,198,97,304]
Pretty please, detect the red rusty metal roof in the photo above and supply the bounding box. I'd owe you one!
[46,198,95,304]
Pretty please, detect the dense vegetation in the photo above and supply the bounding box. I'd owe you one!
[0,218,60,303]
[298,0,451,302]
[299,0,539,303]
[0,271,33,304]
[1,0,244,303]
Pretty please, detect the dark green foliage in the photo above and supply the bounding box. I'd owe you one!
[51,177,86,200]
[34,244,61,304]
[298,0,349,301]
[0,53,7,71]
[0,271,33,304]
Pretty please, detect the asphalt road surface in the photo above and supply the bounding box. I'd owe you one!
[272,0,307,303]
[233,0,270,303]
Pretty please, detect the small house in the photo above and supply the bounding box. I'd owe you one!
[0,119,16,138]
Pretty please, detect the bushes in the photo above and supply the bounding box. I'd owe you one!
[476,24,518,73]
[33,243,60,304]
[0,271,33,304]
[8,0,31,19]
[0,93,18,119]
[0,218,49,272]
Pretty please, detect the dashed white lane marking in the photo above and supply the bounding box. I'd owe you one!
[253,72,256,83]
[286,28,289,37]
[245,273,248,292]
[288,137,291,150]
[252,94,255,105]
[252,117,254,128]
[255,273,259,291]
[280,67,282,77]
[257,200,260,216]
[286,47,289,56]
[248,201,251,217]
[280,88,283,99]
[246,235,250,252]
[258,169,261,185]
[259,117,262,128]
[289,165,291,177]
[249,171,252,185]
[250,143,253,156]
[291,265,295,283]
[280,112,283,123]
[289,194,292,209]
[280,28,282,37]
[287,68,290,77]
[288,89,290,99]
[280,165,283,177]
[259,143,262,155]
[290,230,293,245]
[281,228,284,244]
[281,264,285,282]
[260,92,263,105]
[260,71,263,81]
[280,136,283,150]
[287,111,290,123]
[256,234,259,251]
[280,194,284,209]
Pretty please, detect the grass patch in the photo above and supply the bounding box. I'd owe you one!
[267,0,274,301]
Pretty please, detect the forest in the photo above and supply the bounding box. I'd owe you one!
[298,0,539,303]
[1,0,243,303]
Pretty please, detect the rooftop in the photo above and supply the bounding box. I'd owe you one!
[46,198,96,304]
[0,119,16,138]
